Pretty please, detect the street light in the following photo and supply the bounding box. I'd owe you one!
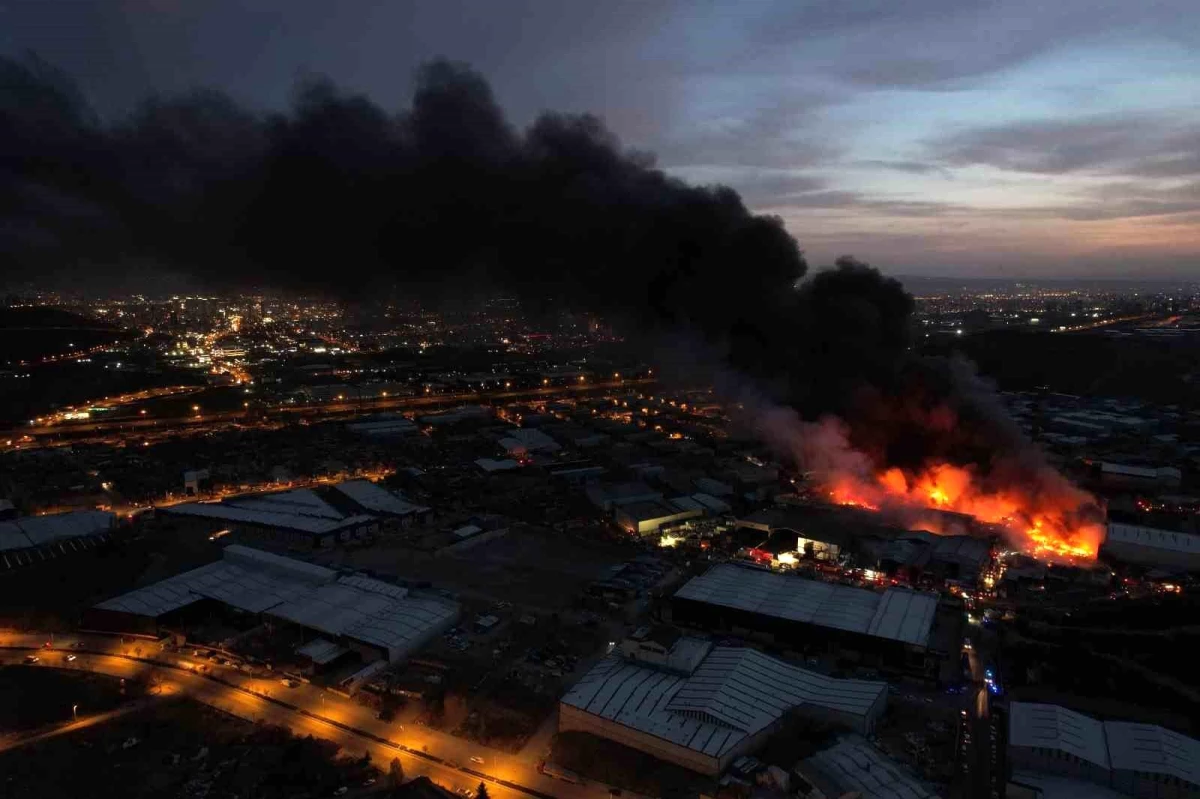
[72,704,78,721]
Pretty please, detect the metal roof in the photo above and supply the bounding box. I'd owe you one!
[803,736,938,799]
[227,488,344,519]
[163,502,374,535]
[1104,722,1200,786]
[1105,523,1200,556]
[1008,702,1110,769]
[675,564,938,647]
[333,480,429,516]
[297,638,349,664]
[95,547,457,661]
[0,510,115,551]
[561,646,885,760]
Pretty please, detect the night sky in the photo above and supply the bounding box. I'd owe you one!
[4,0,1199,277]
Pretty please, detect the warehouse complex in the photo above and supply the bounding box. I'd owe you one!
[669,564,942,676]
[1101,522,1200,572]
[87,545,458,663]
[560,633,887,776]
[1008,702,1200,799]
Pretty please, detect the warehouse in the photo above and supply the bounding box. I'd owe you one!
[1101,523,1200,572]
[560,637,887,776]
[1008,702,1200,799]
[332,479,432,525]
[0,509,116,553]
[88,545,458,662]
[615,499,705,535]
[162,502,377,549]
[669,564,941,676]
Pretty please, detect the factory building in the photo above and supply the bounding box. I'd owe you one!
[615,499,704,535]
[331,479,432,526]
[1101,523,1200,572]
[560,632,887,776]
[1008,702,1200,799]
[162,502,377,549]
[87,545,458,663]
[669,564,941,677]
[0,509,116,554]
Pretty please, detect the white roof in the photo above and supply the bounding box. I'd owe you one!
[562,646,885,760]
[333,480,429,516]
[1104,721,1200,786]
[163,502,373,535]
[228,488,344,519]
[675,564,938,648]
[0,510,115,551]
[803,736,937,799]
[1008,702,1110,769]
[1105,523,1200,556]
[96,547,457,661]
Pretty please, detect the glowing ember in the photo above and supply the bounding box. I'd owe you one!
[825,462,1103,561]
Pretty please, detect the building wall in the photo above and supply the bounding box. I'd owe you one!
[1008,746,1110,786]
[558,702,726,775]
[1111,768,1200,799]
[1100,542,1200,572]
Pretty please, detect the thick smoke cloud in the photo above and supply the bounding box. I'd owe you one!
[2,53,1099,538]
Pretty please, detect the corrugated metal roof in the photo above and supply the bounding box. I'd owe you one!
[333,480,429,516]
[95,547,457,661]
[675,564,938,647]
[1008,702,1110,769]
[1104,722,1200,786]
[0,510,115,551]
[227,489,344,519]
[163,502,373,535]
[803,736,938,799]
[562,646,885,759]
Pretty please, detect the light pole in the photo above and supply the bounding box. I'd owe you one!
[72,704,78,722]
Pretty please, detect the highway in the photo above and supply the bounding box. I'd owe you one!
[2,378,655,448]
[0,632,633,799]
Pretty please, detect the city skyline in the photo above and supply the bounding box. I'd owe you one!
[3,0,1199,277]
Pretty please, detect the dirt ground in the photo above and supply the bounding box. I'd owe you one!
[0,665,139,733]
[0,695,379,799]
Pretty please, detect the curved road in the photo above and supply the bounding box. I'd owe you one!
[0,633,625,799]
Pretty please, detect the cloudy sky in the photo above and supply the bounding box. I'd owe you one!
[4,0,1199,277]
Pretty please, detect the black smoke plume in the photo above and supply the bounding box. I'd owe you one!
[1,54,1099,534]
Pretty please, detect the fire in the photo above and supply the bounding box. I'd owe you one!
[826,462,1103,561]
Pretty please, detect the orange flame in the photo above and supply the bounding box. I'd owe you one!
[826,462,1102,561]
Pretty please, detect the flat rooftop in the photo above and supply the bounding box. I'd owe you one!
[674,564,938,648]
[562,646,885,760]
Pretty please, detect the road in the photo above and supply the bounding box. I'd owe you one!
[0,632,632,799]
[956,634,1003,799]
[0,697,157,753]
[2,379,655,448]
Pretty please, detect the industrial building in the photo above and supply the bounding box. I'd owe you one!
[615,498,704,535]
[669,564,942,676]
[1101,523,1200,572]
[88,545,459,663]
[560,632,887,776]
[332,479,431,525]
[0,509,116,553]
[800,735,938,799]
[162,502,377,549]
[1008,702,1200,799]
